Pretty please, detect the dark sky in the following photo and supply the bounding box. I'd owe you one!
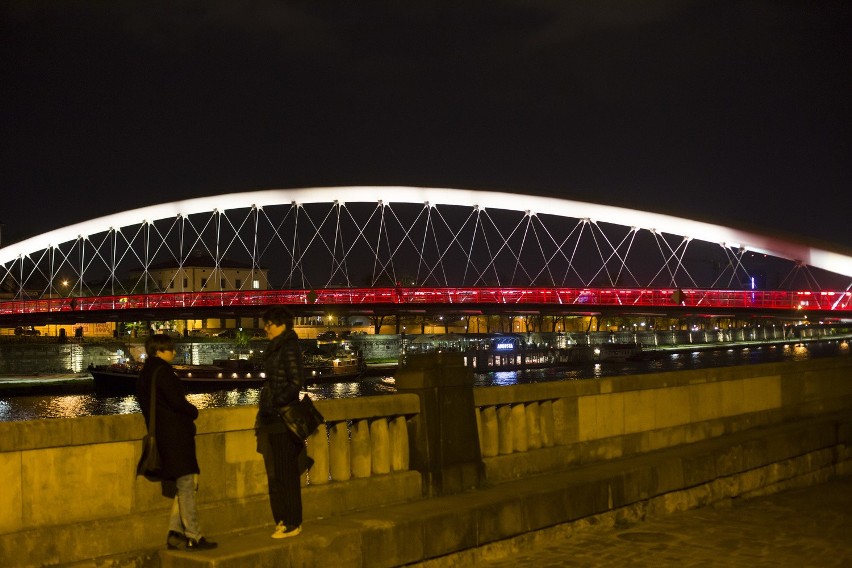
[2,1,851,251]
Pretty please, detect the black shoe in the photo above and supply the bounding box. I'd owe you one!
[186,536,218,551]
[166,530,187,550]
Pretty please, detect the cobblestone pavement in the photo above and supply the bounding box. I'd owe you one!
[478,476,852,568]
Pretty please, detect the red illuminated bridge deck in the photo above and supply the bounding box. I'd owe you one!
[1,287,851,320]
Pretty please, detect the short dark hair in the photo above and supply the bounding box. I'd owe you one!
[263,306,294,328]
[145,334,176,357]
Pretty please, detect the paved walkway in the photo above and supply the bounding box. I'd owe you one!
[475,476,852,568]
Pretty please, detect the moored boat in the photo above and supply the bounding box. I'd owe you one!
[91,351,364,395]
[593,342,644,362]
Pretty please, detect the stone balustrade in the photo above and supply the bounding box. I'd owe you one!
[306,395,415,484]
[2,354,851,566]
[473,356,852,483]
[0,394,421,566]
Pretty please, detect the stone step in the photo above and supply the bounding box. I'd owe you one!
[158,411,852,567]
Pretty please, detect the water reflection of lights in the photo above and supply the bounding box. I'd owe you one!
[792,343,809,361]
[70,344,85,373]
[489,372,519,386]
[3,339,850,422]
[44,396,89,418]
[185,389,261,410]
[117,395,139,414]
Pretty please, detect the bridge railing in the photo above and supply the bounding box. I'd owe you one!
[1,287,850,316]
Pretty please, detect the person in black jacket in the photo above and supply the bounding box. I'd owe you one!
[256,307,306,538]
[136,334,217,551]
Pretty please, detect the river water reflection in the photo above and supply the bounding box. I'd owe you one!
[0,340,848,422]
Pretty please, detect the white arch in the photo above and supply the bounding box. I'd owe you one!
[2,186,851,277]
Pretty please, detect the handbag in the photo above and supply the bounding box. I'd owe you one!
[136,368,163,481]
[280,393,324,440]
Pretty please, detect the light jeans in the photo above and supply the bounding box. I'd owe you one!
[168,474,201,540]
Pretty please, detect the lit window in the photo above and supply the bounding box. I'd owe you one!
[253,280,260,289]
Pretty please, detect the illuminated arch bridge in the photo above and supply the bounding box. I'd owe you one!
[0,187,850,319]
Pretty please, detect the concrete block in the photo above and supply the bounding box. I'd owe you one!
[563,477,606,520]
[358,512,424,568]
[554,396,579,445]
[576,395,597,441]
[655,386,690,429]
[623,389,655,434]
[714,443,744,476]
[597,391,625,438]
[579,437,624,463]
[4,418,74,452]
[223,428,260,464]
[196,432,228,502]
[304,472,422,520]
[70,413,142,446]
[620,465,653,504]
[421,504,479,558]
[650,455,685,495]
[0,452,22,533]
[720,379,746,416]
[681,452,717,486]
[476,499,527,544]
[740,437,768,471]
[522,486,572,531]
[691,381,722,422]
[197,406,255,434]
[644,425,686,453]
[742,375,782,412]
[159,521,364,568]
[22,442,136,526]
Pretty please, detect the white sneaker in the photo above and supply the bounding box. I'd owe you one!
[271,522,302,539]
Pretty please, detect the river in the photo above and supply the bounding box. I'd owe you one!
[0,339,848,423]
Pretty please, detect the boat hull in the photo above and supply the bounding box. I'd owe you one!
[91,363,363,395]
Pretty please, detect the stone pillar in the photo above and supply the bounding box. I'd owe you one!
[395,352,483,497]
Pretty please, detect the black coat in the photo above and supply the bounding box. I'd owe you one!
[256,328,304,428]
[136,357,200,479]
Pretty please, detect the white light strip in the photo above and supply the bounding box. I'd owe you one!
[1,186,851,276]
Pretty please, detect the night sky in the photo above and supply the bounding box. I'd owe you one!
[2,1,851,252]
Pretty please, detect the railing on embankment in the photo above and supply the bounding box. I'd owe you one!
[473,355,852,483]
[1,354,851,567]
[0,395,422,566]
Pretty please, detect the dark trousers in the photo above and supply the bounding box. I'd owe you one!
[261,430,303,527]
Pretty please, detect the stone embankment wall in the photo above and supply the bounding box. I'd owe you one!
[473,355,852,481]
[0,356,850,566]
[0,395,421,567]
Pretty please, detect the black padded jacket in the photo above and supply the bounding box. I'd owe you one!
[256,328,304,427]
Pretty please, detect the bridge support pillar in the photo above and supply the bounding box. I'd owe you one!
[395,352,483,497]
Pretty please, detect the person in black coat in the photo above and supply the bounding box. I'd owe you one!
[255,306,307,539]
[136,334,217,551]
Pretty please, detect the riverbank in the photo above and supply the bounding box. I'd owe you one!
[0,373,94,396]
[0,362,400,397]
[1,335,848,399]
